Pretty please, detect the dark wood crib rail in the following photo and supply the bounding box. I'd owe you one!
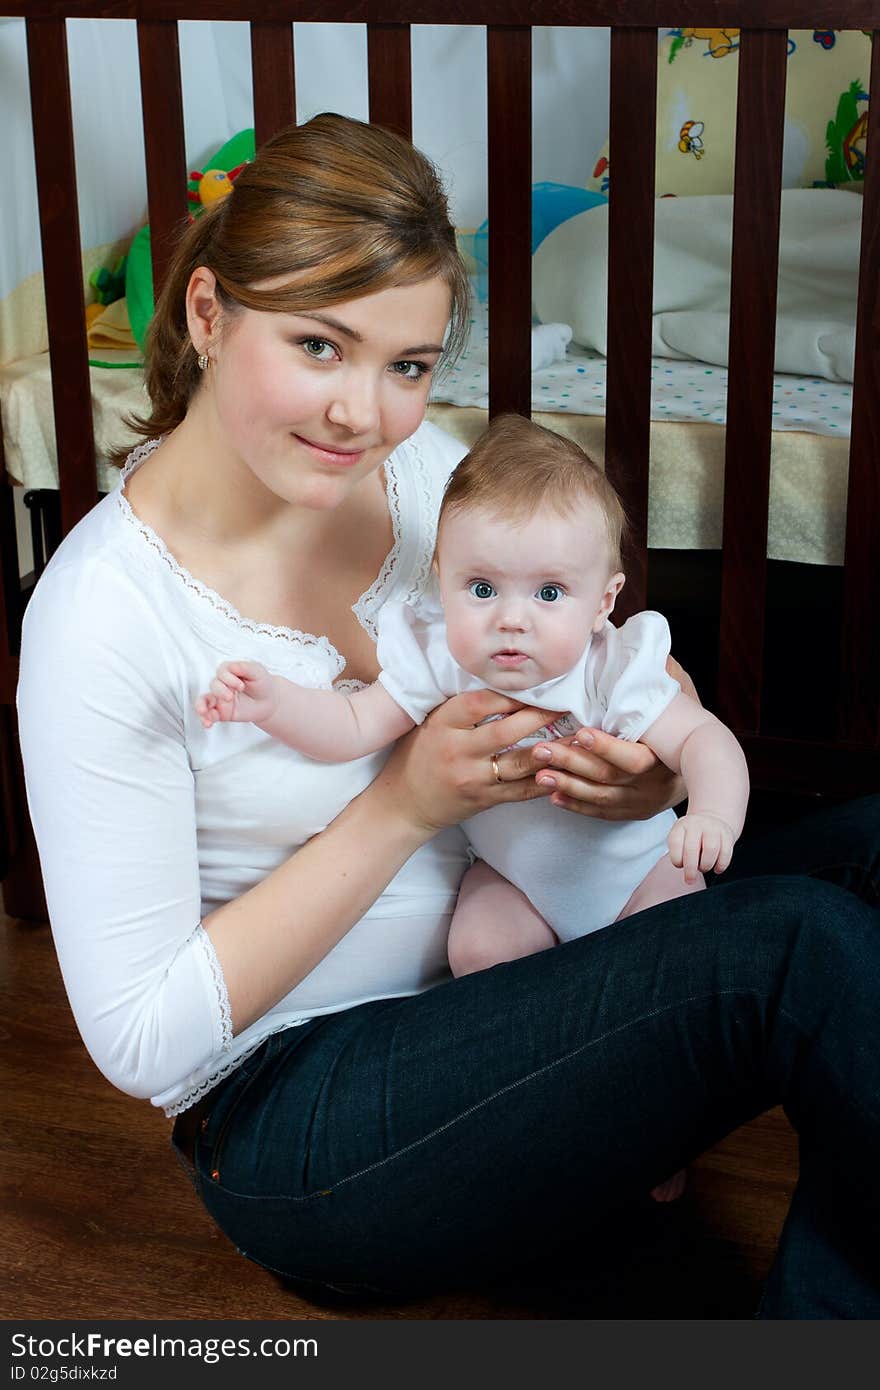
[1,3,880,914]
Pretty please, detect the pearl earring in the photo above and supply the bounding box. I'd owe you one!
[197,353,209,371]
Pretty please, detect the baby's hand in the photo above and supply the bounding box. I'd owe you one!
[195,660,278,729]
[667,812,736,884]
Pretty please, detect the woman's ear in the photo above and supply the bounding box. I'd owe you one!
[592,571,626,631]
[186,266,223,360]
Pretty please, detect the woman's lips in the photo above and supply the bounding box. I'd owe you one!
[293,434,367,467]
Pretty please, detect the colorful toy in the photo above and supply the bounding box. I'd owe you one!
[464,183,608,304]
[825,81,869,184]
[187,163,248,214]
[89,255,127,306]
[126,129,256,351]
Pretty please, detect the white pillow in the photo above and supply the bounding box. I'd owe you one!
[532,189,861,382]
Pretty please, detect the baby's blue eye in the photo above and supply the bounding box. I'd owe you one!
[538,584,563,602]
[469,580,496,600]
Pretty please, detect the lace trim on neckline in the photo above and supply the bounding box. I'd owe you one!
[352,433,434,639]
[117,439,344,670]
[116,433,435,656]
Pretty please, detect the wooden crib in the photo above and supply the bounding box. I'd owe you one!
[1,1,879,919]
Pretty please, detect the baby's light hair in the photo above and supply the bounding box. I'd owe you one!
[437,414,627,571]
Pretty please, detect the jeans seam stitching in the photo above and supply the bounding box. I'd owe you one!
[326,987,757,1193]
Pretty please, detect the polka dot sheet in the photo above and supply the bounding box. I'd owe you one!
[433,287,853,439]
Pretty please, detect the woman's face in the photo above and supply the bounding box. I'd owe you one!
[198,276,452,510]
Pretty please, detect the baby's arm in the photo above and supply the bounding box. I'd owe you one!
[640,693,750,883]
[196,660,415,762]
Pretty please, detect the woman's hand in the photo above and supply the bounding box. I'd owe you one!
[520,654,694,822]
[519,727,685,823]
[374,689,557,835]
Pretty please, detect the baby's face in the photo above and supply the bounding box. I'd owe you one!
[435,500,624,691]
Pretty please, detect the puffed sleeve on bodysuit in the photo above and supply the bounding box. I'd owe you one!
[375,591,462,724]
[592,610,681,742]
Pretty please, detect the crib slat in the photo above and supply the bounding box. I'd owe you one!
[740,734,880,798]
[604,26,657,617]
[716,28,788,736]
[840,31,880,746]
[137,20,188,300]
[25,17,96,538]
[367,25,412,140]
[487,25,531,419]
[251,21,296,147]
[0,424,17,704]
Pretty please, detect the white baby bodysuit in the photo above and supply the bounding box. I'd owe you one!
[377,585,681,938]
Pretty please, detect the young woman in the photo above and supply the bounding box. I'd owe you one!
[17,113,880,1316]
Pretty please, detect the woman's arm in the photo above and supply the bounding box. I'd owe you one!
[18,566,216,1099]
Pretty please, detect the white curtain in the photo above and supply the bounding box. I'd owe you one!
[0,19,612,300]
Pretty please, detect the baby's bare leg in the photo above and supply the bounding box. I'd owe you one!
[615,852,705,923]
[617,854,705,1202]
[448,860,558,978]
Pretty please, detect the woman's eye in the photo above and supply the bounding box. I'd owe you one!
[391,360,429,381]
[301,338,336,361]
[469,581,496,600]
[538,584,564,602]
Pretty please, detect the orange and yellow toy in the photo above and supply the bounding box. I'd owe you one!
[187,163,248,215]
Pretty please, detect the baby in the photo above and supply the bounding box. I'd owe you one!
[197,414,749,976]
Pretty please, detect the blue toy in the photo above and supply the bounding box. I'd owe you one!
[465,182,607,302]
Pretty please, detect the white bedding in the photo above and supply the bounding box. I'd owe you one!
[530,189,861,383]
[432,276,854,440]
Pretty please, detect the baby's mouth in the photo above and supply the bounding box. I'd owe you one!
[491,650,530,667]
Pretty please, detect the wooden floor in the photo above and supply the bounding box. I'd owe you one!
[2,913,799,1321]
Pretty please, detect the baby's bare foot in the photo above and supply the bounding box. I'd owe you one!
[650,1168,687,1202]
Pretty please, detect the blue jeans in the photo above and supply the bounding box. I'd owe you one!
[176,796,880,1316]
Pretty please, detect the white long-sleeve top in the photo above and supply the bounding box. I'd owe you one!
[16,421,469,1115]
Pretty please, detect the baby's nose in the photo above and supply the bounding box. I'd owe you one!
[497,603,528,631]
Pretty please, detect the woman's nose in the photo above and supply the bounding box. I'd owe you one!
[326,374,380,435]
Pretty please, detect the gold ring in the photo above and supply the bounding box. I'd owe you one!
[491,753,503,783]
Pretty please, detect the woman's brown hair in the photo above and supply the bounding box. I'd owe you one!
[438,414,628,570]
[115,113,470,462]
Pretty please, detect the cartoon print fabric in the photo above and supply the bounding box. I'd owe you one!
[588,28,871,198]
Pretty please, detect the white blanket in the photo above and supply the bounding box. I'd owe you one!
[532,189,862,383]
